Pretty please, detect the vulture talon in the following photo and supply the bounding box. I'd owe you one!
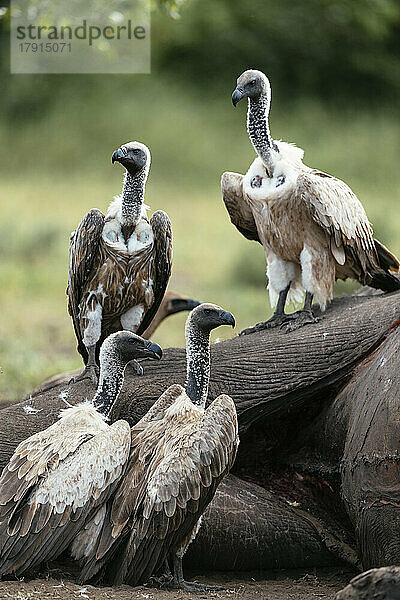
[239,315,286,335]
[281,309,320,333]
[70,364,100,386]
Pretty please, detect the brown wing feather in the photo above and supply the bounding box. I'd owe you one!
[298,171,400,290]
[221,172,261,243]
[298,170,377,269]
[79,393,238,586]
[67,209,105,363]
[0,416,130,577]
[108,395,238,586]
[137,210,173,336]
[120,394,238,586]
[78,385,184,582]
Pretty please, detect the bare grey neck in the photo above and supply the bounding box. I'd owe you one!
[92,359,125,417]
[185,325,211,408]
[121,169,146,227]
[247,95,279,176]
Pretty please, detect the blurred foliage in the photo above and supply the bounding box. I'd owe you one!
[153,0,400,103]
[1,0,400,122]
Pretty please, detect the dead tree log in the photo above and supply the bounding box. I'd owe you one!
[0,292,399,571]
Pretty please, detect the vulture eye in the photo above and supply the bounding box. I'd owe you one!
[249,79,256,86]
[203,308,213,315]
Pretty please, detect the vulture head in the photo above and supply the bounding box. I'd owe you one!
[112,141,151,177]
[186,303,235,336]
[164,292,201,316]
[100,331,162,369]
[232,69,271,106]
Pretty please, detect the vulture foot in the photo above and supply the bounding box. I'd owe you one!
[70,364,99,386]
[239,313,288,335]
[171,553,224,592]
[149,559,173,587]
[281,309,320,333]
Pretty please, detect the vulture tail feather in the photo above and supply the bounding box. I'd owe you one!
[374,238,400,273]
[369,269,400,293]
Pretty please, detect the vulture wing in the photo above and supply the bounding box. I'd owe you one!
[109,394,238,586]
[137,210,173,337]
[297,170,377,270]
[221,171,261,243]
[0,413,130,576]
[79,384,184,582]
[67,209,105,362]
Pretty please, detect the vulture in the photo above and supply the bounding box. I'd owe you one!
[141,291,201,339]
[0,331,162,578]
[79,303,239,592]
[223,69,400,333]
[68,141,172,384]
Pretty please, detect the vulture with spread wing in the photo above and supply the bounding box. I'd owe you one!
[223,70,400,333]
[68,141,172,384]
[0,332,162,578]
[79,304,238,592]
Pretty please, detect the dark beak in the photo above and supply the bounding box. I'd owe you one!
[112,147,126,164]
[220,310,235,328]
[143,341,163,360]
[232,88,244,107]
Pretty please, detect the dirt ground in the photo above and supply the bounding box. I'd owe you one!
[0,568,355,600]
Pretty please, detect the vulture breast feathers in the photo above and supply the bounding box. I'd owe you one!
[79,385,239,586]
[0,403,131,577]
[68,208,172,363]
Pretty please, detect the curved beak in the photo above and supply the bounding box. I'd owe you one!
[220,310,235,328]
[232,87,245,107]
[143,341,163,360]
[112,147,126,164]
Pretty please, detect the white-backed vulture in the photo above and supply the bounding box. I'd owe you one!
[0,331,162,577]
[223,69,400,333]
[68,141,172,384]
[141,291,201,339]
[79,303,239,592]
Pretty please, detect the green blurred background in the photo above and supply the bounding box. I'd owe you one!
[0,0,399,400]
